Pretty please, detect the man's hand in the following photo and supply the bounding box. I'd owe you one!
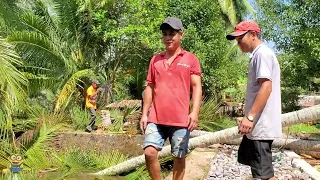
[187,112,198,131]
[140,115,148,134]
[238,116,254,134]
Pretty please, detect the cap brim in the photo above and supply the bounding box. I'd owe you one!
[226,31,248,40]
[160,23,180,31]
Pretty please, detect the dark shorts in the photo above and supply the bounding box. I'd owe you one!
[238,135,274,179]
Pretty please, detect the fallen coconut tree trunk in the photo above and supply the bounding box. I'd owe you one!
[295,150,320,159]
[93,105,320,176]
[264,138,320,151]
[190,130,216,138]
[93,126,240,176]
[221,138,320,152]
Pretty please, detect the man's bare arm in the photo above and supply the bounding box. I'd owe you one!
[248,78,272,117]
[142,83,154,117]
[187,74,202,131]
[140,83,154,133]
[88,88,100,99]
[239,78,272,134]
[191,75,202,114]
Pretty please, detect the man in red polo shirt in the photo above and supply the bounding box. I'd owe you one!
[140,17,202,180]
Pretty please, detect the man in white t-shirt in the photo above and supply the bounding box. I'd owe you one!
[226,20,282,180]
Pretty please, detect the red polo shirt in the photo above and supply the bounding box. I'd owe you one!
[146,50,201,127]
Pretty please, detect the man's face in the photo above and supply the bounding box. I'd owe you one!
[235,31,252,53]
[162,28,183,51]
[92,83,98,89]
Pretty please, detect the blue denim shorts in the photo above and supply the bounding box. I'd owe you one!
[143,123,190,158]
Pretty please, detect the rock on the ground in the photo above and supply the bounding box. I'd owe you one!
[206,145,312,180]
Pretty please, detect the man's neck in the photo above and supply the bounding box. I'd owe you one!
[250,40,262,53]
[166,47,182,58]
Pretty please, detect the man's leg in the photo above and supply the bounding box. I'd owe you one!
[170,127,190,180]
[87,107,96,131]
[250,139,275,180]
[172,157,185,180]
[143,123,166,180]
[238,136,276,180]
[238,135,252,166]
[145,146,161,180]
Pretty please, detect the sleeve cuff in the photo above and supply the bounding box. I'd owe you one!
[191,72,202,76]
[256,76,272,81]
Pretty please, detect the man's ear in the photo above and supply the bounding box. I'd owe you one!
[251,31,258,40]
[179,31,184,39]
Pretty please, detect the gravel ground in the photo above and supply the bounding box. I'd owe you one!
[206,145,312,180]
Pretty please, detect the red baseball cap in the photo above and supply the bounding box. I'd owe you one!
[226,20,261,40]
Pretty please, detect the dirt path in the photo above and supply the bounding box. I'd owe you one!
[164,146,218,180]
[48,131,145,157]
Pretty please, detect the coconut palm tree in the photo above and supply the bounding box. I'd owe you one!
[93,105,320,176]
[218,0,255,27]
[0,38,28,150]
[0,0,100,113]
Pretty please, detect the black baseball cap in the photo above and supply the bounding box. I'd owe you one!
[160,17,184,31]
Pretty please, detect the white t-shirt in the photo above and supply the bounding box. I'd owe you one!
[245,44,282,140]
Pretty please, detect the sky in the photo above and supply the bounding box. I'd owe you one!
[246,0,277,51]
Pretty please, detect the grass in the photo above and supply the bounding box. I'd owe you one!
[199,117,237,132]
[286,123,320,134]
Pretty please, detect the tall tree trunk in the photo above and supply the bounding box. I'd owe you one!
[93,105,320,176]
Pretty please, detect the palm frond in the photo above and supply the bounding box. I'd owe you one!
[7,31,63,67]
[109,109,124,133]
[124,166,150,180]
[23,70,59,98]
[0,111,17,153]
[23,72,52,80]
[198,96,223,131]
[0,151,10,170]
[219,0,237,26]
[0,110,9,144]
[0,0,24,33]
[16,118,43,151]
[12,118,38,133]
[242,0,256,18]
[20,12,51,37]
[70,106,90,130]
[63,149,97,171]
[224,42,239,60]
[219,0,255,26]
[50,0,80,40]
[57,149,128,178]
[54,69,94,113]
[23,116,62,169]
[0,39,28,145]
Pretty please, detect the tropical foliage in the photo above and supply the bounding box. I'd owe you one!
[0,0,318,178]
[257,0,320,112]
